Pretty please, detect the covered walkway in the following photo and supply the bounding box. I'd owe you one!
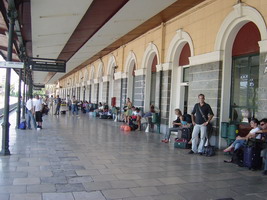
[0,112,267,200]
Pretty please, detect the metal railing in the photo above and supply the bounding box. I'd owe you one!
[0,103,18,119]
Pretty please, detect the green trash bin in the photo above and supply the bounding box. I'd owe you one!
[221,122,229,138]
[152,113,159,124]
[228,124,237,140]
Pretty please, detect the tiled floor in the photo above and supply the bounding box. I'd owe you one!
[0,111,267,200]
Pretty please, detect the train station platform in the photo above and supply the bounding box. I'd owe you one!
[0,112,266,200]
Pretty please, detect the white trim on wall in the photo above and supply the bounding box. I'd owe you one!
[189,51,222,66]
[214,4,267,148]
[141,43,160,112]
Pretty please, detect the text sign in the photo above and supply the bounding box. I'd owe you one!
[29,58,66,73]
[0,61,24,69]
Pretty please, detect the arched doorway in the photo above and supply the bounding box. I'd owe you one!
[125,51,137,106]
[107,55,117,106]
[143,43,160,111]
[167,30,194,124]
[230,22,261,122]
[150,55,157,106]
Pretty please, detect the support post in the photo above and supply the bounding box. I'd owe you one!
[22,67,26,119]
[16,69,22,128]
[28,70,33,97]
[1,5,16,155]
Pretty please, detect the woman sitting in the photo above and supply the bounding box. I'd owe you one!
[223,118,261,152]
[161,109,184,143]
[131,107,142,131]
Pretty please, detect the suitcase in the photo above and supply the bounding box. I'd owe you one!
[243,146,262,170]
[181,128,191,140]
[174,138,190,149]
[19,121,26,130]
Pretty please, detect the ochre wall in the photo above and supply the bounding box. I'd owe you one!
[59,0,267,86]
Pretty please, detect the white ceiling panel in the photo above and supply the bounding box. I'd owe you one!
[48,0,176,84]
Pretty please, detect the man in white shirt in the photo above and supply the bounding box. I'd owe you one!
[26,95,37,129]
[34,95,43,129]
[49,95,54,115]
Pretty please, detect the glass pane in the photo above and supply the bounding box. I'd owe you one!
[150,72,156,106]
[183,67,189,82]
[230,55,259,122]
[232,57,249,108]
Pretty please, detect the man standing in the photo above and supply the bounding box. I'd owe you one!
[54,95,61,115]
[49,95,54,115]
[34,95,43,129]
[71,95,78,116]
[26,95,37,130]
[67,95,72,111]
[189,94,214,155]
[255,119,267,175]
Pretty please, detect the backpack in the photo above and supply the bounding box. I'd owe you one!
[183,114,192,123]
[19,121,26,130]
[203,145,216,157]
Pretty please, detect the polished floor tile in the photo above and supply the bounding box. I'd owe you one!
[0,112,266,200]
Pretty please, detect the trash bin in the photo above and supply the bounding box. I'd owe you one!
[228,124,237,140]
[221,122,229,138]
[152,113,159,124]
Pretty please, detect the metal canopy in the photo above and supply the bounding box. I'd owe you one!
[0,0,206,87]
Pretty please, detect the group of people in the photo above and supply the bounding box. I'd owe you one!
[161,93,267,175]
[162,94,214,155]
[123,97,157,131]
[26,95,44,130]
[222,118,267,175]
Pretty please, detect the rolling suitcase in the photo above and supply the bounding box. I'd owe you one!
[243,146,262,170]
[174,138,190,149]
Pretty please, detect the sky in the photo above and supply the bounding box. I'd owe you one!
[0,55,19,85]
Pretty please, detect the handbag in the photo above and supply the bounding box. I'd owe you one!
[203,145,215,157]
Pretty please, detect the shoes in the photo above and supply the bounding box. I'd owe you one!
[188,150,194,154]
[198,152,203,156]
[161,139,168,143]
[263,170,267,175]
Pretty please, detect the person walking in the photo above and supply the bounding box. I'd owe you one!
[34,95,43,129]
[71,96,79,116]
[189,94,214,155]
[26,95,37,130]
[49,95,54,115]
[54,95,61,115]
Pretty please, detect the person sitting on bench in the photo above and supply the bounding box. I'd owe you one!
[161,109,184,143]
[132,107,142,131]
[223,118,261,152]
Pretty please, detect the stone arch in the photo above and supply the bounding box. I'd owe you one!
[90,65,95,80]
[214,4,267,147]
[97,61,104,103]
[141,43,160,111]
[107,55,117,76]
[124,51,137,101]
[107,55,117,105]
[167,30,194,125]
[141,42,160,69]
[97,61,104,79]
[125,51,137,73]
[166,29,194,64]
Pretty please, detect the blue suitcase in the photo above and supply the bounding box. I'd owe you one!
[243,146,262,170]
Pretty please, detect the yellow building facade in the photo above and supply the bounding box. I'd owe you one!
[58,0,267,147]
